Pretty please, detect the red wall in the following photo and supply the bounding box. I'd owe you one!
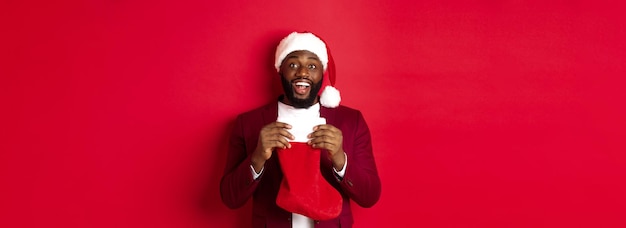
[2,1,626,227]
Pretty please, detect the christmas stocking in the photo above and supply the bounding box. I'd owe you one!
[275,116,343,220]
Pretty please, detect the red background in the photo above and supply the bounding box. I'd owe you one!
[2,1,626,227]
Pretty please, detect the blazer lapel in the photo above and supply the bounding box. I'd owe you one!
[320,106,337,125]
[261,101,279,125]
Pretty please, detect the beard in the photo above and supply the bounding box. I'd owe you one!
[280,74,323,109]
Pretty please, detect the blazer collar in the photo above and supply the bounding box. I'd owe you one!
[261,100,279,125]
[320,105,336,124]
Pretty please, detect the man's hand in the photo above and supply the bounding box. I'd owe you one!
[308,124,346,171]
[251,122,293,173]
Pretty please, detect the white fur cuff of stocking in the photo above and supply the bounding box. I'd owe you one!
[277,117,326,143]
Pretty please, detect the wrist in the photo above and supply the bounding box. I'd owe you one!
[332,150,346,171]
[251,150,263,166]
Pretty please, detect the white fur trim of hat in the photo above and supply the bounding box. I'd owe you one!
[274,32,328,72]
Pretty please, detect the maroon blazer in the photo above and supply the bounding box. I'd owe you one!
[220,101,381,228]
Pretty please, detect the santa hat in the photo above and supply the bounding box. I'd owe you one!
[275,32,341,108]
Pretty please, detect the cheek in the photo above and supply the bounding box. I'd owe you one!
[280,68,296,77]
[313,71,324,83]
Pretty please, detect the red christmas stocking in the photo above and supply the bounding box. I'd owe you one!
[276,142,343,220]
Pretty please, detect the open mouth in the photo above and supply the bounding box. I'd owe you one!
[292,81,311,96]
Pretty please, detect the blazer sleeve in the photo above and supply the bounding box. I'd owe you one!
[338,111,381,208]
[220,114,260,209]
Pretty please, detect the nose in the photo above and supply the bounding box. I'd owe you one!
[296,65,309,77]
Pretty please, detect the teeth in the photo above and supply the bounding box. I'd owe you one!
[295,82,310,87]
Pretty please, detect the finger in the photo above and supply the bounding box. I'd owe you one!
[311,141,338,152]
[273,122,292,129]
[308,136,338,147]
[265,134,293,146]
[267,139,291,149]
[308,129,337,139]
[264,126,286,133]
[312,125,341,137]
[276,137,292,149]
[262,122,291,133]
[309,135,340,150]
[264,127,294,140]
[315,135,333,143]
[313,124,338,132]
[278,129,294,140]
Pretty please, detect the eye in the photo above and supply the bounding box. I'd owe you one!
[307,64,316,69]
[289,63,297,68]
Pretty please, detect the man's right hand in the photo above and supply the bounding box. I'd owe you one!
[251,122,293,173]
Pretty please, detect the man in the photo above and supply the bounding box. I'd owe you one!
[220,32,381,228]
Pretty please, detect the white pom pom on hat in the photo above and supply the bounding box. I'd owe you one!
[275,32,341,108]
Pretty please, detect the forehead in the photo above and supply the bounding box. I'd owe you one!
[284,50,321,61]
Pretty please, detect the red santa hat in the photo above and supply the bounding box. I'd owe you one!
[275,32,341,108]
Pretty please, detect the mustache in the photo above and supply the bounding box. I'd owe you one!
[290,77,314,84]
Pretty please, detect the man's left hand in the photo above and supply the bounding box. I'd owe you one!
[308,124,345,171]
